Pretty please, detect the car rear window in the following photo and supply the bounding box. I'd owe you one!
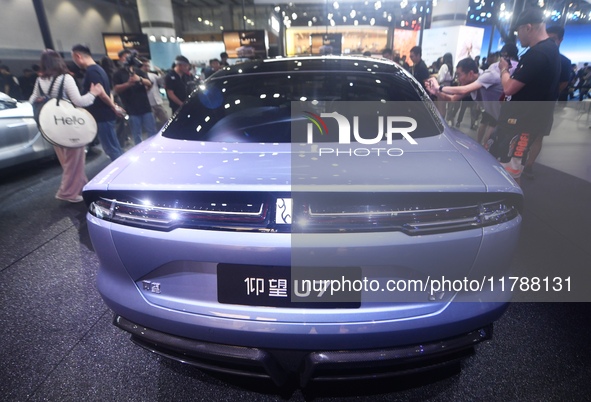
[162,71,443,143]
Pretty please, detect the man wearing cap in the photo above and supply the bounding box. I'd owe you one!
[165,55,194,114]
[113,49,157,145]
[493,7,560,184]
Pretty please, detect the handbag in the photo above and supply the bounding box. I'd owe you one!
[32,76,58,126]
[37,75,98,148]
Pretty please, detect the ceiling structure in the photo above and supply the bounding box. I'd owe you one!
[111,0,591,29]
[109,0,254,8]
[170,0,253,7]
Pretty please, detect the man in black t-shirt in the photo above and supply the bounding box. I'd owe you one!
[0,65,23,100]
[165,55,194,114]
[220,52,230,67]
[546,25,571,105]
[515,24,571,179]
[18,68,38,100]
[409,46,430,91]
[113,49,156,145]
[493,7,560,183]
[72,44,124,160]
[576,63,589,100]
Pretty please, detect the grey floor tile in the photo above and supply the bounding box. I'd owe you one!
[0,226,107,401]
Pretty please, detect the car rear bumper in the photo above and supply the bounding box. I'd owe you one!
[115,313,495,386]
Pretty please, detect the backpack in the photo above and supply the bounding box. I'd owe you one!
[32,76,58,126]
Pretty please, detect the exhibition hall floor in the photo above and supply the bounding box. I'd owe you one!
[1,102,590,401]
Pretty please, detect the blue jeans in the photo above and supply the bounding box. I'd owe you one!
[128,112,157,145]
[97,120,123,161]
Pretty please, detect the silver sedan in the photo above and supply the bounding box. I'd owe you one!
[0,92,53,170]
[83,56,523,386]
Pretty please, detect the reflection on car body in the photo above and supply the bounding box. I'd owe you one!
[83,57,523,386]
[0,92,54,170]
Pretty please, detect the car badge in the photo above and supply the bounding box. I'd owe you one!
[142,280,161,294]
[276,198,292,224]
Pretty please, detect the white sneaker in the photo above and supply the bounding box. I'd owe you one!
[55,194,84,203]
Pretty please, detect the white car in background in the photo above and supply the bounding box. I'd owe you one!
[0,92,53,170]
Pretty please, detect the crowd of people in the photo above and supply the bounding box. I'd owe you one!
[380,7,584,184]
[30,47,122,203]
[18,46,231,204]
[2,7,588,202]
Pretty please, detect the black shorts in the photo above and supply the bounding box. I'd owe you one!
[480,111,497,127]
[489,126,535,163]
[488,125,538,178]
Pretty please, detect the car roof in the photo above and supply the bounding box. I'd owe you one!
[211,56,408,78]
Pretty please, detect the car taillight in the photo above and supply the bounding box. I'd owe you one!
[89,197,269,231]
[295,199,519,235]
[86,191,522,235]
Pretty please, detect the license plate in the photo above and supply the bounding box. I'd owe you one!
[217,264,361,308]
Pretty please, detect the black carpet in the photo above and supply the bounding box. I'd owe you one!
[1,150,590,401]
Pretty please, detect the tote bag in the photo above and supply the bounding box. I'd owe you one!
[38,75,97,148]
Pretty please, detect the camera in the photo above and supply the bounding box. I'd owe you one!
[123,50,143,69]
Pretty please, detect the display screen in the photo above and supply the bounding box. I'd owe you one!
[222,30,268,59]
[310,34,342,55]
[102,33,151,61]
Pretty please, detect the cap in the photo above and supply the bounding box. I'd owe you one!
[511,7,545,30]
[175,55,190,65]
